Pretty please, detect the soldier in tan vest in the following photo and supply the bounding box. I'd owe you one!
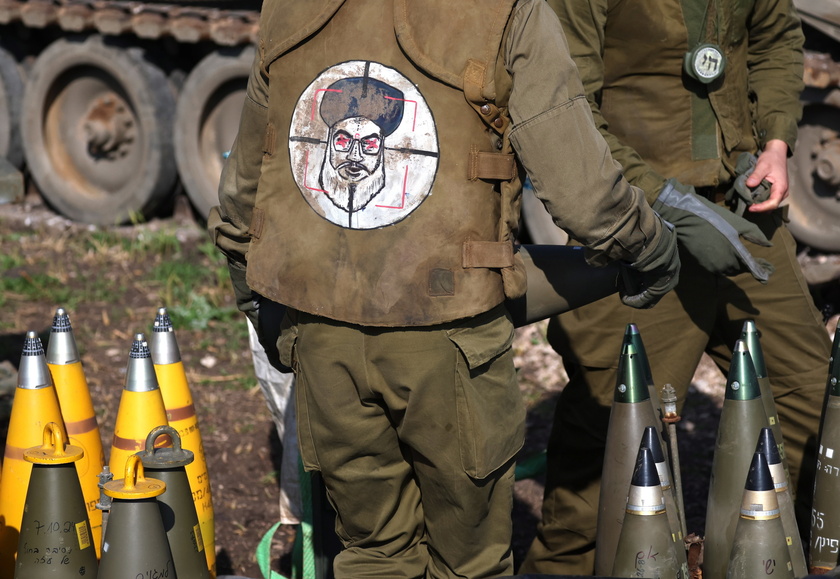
[522,0,831,575]
[210,1,682,576]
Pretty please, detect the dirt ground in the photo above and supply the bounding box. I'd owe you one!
[2,190,830,578]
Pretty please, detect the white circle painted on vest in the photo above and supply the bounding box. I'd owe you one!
[289,60,440,230]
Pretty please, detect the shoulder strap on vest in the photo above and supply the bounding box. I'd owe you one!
[395,0,517,140]
[393,0,517,101]
[258,0,346,75]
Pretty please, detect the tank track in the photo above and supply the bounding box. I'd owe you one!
[0,0,260,46]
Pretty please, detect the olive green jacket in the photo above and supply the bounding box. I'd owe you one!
[548,0,805,203]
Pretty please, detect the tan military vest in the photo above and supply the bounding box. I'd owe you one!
[245,0,524,326]
[601,0,758,186]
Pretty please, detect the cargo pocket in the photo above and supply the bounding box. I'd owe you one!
[446,308,525,479]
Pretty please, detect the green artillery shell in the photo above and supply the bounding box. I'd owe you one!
[595,338,663,576]
[703,340,769,579]
[726,452,793,579]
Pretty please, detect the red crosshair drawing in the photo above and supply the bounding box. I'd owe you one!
[376,95,417,208]
[311,88,342,120]
[376,165,409,209]
[385,95,417,130]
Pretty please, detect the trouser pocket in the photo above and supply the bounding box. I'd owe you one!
[447,307,525,479]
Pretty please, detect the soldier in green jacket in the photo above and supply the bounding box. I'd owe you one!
[521,0,831,575]
[210,1,681,576]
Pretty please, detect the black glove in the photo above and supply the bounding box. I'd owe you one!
[618,220,680,309]
[227,258,261,333]
[228,261,292,373]
[652,179,774,283]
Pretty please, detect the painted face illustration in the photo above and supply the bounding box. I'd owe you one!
[317,116,387,215]
[289,61,440,230]
[329,117,383,182]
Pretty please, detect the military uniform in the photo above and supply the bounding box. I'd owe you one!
[211,0,678,576]
[522,0,832,574]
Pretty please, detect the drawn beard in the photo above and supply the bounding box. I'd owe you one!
[319,157,386,214]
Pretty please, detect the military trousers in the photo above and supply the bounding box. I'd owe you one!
[280,304,526,579]
[520,209,831,575]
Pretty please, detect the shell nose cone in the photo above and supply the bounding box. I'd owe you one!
[614,343,649,403]
[150,307,181,364]
[632,447,660,488]
[153,307,173,333]
[19,331,51,389]
[125,333,159,392]
[725,339,761,401]
[746,452,774,492]
[642,426,665,463]
[46,307,80,364]
[755,427,782,466]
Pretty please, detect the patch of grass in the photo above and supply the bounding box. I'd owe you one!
[0,272,76,308]
[198,241,234,294]
[0,228,34,243]
[134,229,181,257]
[199,241,224,263]
[82,279,126,304]
[83,230,128,254]
[168,293,239,331]
[153,260,208,301]
[0,252,24,270]
[150,251,240,330]
[83,228,182,259]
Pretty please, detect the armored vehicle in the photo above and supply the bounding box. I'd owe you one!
[0,0,259,224]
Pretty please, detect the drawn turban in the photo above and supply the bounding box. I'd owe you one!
[320,74,405,137]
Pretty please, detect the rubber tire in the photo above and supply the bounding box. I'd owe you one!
[0,44,24,168]
[174,46,254,221]
[787,105,840,251]
[21,35,177,225]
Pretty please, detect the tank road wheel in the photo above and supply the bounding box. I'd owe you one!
[21,36,177,225]
[174,46,254,221]
[787,105,840,251]
[0,44,25,168]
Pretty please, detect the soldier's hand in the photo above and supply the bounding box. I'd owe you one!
[652,179,774,283]
[747,140,789,212]
[618,220,680,309]
[227,258,261,332]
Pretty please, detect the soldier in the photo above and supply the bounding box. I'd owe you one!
[209,1,680,577]
[521,0,832,575]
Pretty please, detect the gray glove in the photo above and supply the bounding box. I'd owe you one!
[618,220,680,309]
[725,152,771,216]
[652,179,774,283]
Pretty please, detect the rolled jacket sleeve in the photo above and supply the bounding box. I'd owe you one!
[207,50,269,326]
[209,50,269,266]
[505,0,664,265]
[747,0,804,152]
